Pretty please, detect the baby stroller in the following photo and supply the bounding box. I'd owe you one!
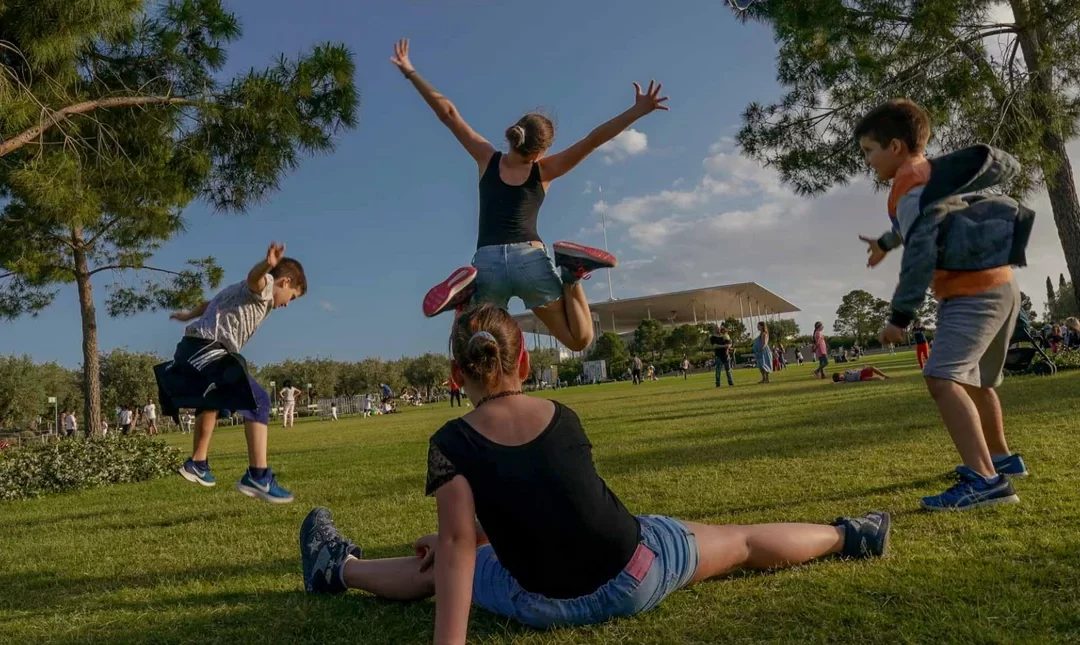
[1004,310,1056,376]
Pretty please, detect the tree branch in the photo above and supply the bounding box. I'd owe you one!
[0,95,192,158]
[88,264,185,277]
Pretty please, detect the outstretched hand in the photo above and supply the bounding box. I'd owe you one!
[632,80,669,116]
[390,38,416,75]
[859,235,887,268]
[266,242,286,268]
[169,311,190,322]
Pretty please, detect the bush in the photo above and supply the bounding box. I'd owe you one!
[0,435,183,501]
[1052,348,1080,370]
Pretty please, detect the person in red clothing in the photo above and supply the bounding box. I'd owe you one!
[448,377,463,408]
[912,320,930,369]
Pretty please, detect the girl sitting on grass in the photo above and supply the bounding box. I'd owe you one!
[299,304,889,643]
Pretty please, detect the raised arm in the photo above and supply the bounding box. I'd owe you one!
[391,39,495,168]
[433,476,477,645]
[539,80,669,182]
[247,242,285,295]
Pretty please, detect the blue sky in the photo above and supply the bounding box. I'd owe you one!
[1,0,1072,366]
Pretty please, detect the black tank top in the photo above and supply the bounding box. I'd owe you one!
[476,152,546,249]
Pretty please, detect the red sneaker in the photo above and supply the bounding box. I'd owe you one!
[552,241,617,279]
[423,267,477,318]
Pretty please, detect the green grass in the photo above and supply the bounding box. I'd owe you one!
[3,352,1080,644]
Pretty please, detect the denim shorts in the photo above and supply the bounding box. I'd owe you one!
[471,243,565,311]
[471,515,700,629]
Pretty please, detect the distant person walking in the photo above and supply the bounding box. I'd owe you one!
[681,357,691,379]
[144,400,158,436]
[753,322,773,385]
[119,406,133,435]
[64,411,77,438]
[710,325,735,387]
[631,355,643,385]
[812,322,829,380]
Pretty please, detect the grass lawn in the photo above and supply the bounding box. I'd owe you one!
[2,351,1080,644]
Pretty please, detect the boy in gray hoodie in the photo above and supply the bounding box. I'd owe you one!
[855,99,1031,511]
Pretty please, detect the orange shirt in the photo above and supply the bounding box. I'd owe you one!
[888,155,1012,300]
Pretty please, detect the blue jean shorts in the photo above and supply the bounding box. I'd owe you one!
[471,243,564,311]
[471,515,700,629]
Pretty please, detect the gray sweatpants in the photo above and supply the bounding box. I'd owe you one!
[924,278,1020,389]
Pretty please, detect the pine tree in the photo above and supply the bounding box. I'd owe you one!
[732,1,1080,303]
[0,0,359,432]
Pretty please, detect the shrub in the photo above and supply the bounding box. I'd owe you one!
[0,435,183,501]
[1052,348,1080,370]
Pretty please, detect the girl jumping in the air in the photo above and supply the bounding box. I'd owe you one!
[390,38,669,350]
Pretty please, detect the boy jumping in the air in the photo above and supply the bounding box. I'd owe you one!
[155,242,305,504]
[855,99,1031,511]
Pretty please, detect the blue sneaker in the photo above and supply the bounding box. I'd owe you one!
[300,507,362,594]
[921,466,1019,512]
[831,511,890,559]
[236,468,295,504]
[993,454,1028,478]
[178,458,216,487]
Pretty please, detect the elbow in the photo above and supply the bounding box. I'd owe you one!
[436,101,458,124]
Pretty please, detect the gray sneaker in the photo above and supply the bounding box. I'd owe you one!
[300,507,362,594]
[832,511,890,559]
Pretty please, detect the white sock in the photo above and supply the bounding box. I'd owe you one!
[339,554,359,589]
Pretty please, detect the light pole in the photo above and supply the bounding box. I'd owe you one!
[598,186,615,301]
[48,396,57,438]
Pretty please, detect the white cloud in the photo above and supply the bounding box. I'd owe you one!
[593,136,1076,334]
[319,301,337,313]
[583,180,593,195]
[600,129,648,164]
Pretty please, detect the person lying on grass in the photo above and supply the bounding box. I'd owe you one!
[299,303,890,643]
[832,365,890,383]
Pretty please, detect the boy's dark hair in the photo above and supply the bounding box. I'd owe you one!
[451,303,522,390]
[506,112,555,156]
[832,373,842,383]
[270,258,307,295]
[854,99,931,153]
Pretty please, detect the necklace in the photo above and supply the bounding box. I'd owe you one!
[475,390,523,407]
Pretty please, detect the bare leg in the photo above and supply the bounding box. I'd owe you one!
[343,556,435,601]
[191,411,218,461]
[965,386,1010,456]
[682,521,844,584]
[870,366,889,379]
[925,376,995,477]
[533,284,594,352]
[244,420,268,469]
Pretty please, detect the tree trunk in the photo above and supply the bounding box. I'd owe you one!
[1010,0,1080,307]
[73,245,101,437]
[1042,134,1080,308]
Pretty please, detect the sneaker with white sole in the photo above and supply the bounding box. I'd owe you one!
[553,241,617,282]
[300,507,362,594]
[831,511,890,559]
[422,266,477,317]
[921,466,1019,511]
[236,468,294,504]
[178,458,216,487]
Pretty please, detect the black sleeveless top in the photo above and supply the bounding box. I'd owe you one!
[425,402,641,599]
[476,152,546,249]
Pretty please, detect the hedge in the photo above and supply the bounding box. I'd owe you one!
[0,435,183,501]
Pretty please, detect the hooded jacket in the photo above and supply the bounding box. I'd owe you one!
[878,144,1034,328]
